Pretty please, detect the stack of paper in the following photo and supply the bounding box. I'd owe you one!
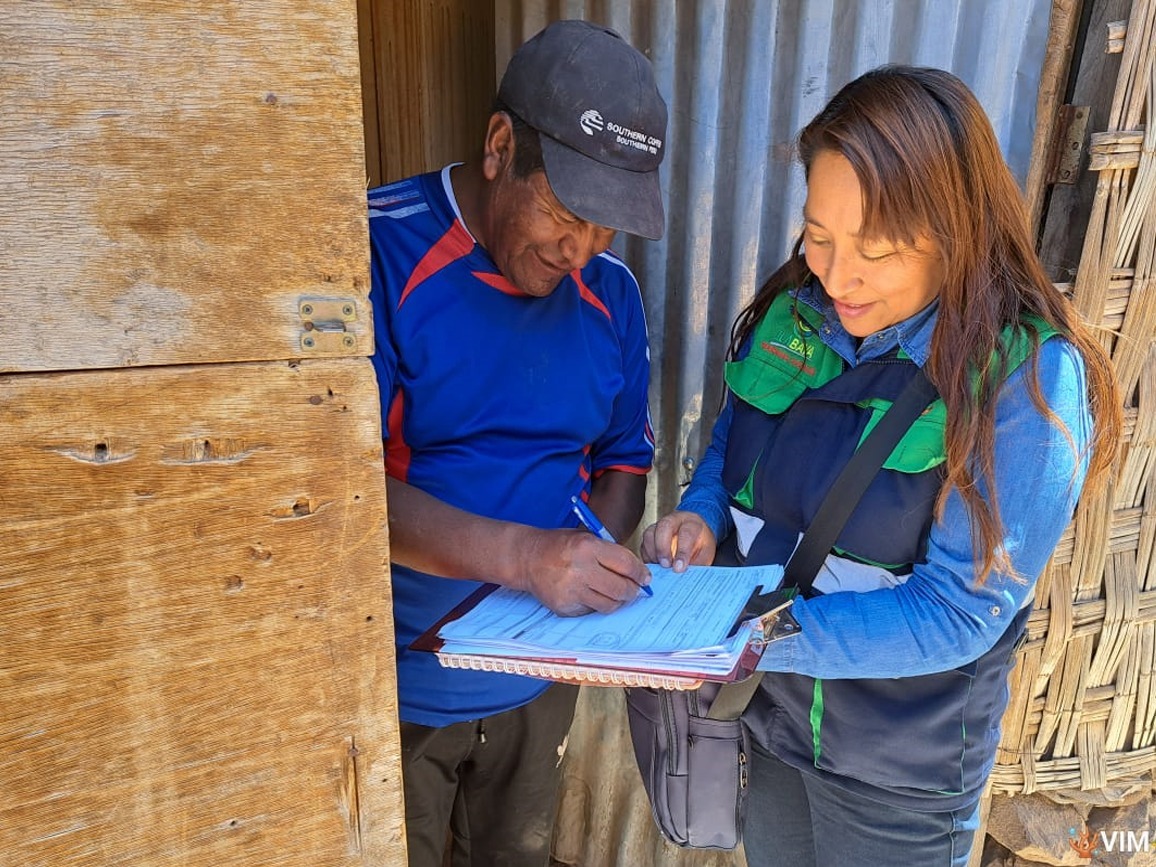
[417,563,785,688]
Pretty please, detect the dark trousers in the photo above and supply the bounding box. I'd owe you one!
[743,741,981,867]
[399,682,579,867]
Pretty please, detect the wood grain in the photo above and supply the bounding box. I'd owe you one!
[358,0,496,187]
[0,358,404,865]
[1037,0,1133,282]
[0,2,371,372]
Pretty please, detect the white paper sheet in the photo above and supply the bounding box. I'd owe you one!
[436,563,784,673]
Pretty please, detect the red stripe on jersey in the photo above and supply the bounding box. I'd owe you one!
[384,390,412,482]
[593,464,651,476]
[473,271,524,296]
[399,219,475,309]
[577,444,593,484]
[573,271,611,321]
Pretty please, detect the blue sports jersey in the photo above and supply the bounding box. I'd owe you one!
[368,166,654,726]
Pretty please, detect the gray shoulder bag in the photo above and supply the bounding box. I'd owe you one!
[625,369,937,849]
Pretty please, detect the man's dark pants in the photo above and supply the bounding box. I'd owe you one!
[400,682,579,867]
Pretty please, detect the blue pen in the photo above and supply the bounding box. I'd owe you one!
[570,495,653,596]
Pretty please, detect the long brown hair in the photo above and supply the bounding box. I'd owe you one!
[731,65,1121,583]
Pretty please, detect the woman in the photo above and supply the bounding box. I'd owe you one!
[640,66,1121,866]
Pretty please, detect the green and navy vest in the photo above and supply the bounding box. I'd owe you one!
[727,289,1056,808]
[722,290,1054,573]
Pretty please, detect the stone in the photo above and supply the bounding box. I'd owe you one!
[986,793,1091,865]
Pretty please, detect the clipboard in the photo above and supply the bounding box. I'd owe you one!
[410,566,794,690]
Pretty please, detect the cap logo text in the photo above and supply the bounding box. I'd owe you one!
[604,120,663,155]
[579,109,605,136]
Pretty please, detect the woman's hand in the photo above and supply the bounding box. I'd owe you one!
[640,510,717,571]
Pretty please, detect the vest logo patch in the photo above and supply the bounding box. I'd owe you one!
[760,337,815,376]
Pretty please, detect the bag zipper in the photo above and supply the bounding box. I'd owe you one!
[735,746,748,836]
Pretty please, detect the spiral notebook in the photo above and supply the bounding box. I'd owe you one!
[410,563,789,690]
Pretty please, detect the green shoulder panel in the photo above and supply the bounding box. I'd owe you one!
[855,314,1061,474]
[725,297,1061,476]
[724,292,844,415]
[995,313,1058,384]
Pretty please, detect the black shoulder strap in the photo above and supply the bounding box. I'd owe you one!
[707,367,938,720]
[783,367,938,595]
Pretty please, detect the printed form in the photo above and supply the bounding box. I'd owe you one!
[436,563,784,673]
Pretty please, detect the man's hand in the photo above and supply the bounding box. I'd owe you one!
[515,527,651,616]
[640,510,717,571]
[384,476,650,615]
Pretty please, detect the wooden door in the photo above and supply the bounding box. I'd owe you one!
[0,3,404,863]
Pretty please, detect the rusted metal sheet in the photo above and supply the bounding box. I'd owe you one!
[0,358,403,865]
[0,1,370,373]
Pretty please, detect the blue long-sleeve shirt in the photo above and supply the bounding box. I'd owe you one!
[678,283,1093,679]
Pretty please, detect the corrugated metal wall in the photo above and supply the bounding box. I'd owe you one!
[497,0,1053,531]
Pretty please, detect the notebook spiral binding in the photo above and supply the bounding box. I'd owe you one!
[434,652,702,691]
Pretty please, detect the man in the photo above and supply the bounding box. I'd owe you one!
[366,19,668,867]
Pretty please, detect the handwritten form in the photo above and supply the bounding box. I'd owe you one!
[436,563,784,676]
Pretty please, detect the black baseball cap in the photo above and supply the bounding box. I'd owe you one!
[498,20,668,240]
